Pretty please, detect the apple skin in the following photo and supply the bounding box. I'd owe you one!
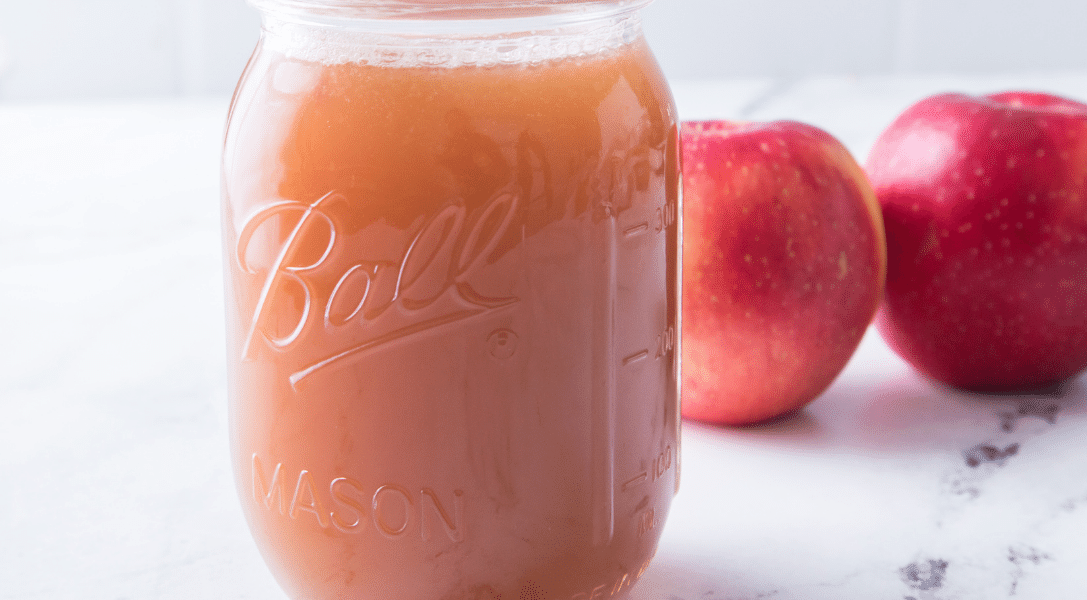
[681,120,887,426]
[867,91,1087,392]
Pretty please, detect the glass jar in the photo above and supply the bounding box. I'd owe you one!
[220,1,680,598]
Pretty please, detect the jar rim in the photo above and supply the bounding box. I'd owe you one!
[257,0,645,66]
[249,0,654,22]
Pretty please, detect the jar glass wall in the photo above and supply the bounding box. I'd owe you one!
[220,2,680,598]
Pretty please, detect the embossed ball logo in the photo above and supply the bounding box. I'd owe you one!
[235,190,521,387]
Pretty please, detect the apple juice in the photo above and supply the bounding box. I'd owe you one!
[220,4,680,599]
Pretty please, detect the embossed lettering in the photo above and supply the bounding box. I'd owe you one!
[235,190,521,387]
[398,204,464,309]
[421,488,465,543]
[251,456,467,543]
[290,469,329,528]
[330,477,368,533]
[455,191,518,277]
[373,484,413,538]
[325,265,375,328]
[237,193,338,359]
[252,453,287,515]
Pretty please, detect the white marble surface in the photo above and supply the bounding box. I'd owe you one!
[2,72,1087,600]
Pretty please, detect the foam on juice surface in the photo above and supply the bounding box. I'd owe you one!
[260,9,643,67]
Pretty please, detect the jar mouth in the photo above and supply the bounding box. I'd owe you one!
[250,0,654,24]
[260,6,643,67]
[253,0,650,66]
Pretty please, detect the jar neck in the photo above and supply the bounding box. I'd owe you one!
[254,0,649,67]
[250,1,653,24]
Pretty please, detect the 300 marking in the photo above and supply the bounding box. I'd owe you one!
[655,201,677,233]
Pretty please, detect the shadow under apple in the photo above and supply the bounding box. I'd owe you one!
[683,370,1086,456]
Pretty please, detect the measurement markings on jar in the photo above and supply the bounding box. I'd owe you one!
[620,444,674,492]
[621,349,649,366]
[624,196,677,240]
[622,326,676,369]
[655,325,676,359]
[567,556,653,600]
[622,221,650,238]
[655,200,677,233]
[620,472,647,491]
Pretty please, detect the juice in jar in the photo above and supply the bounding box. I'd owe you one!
[221,5,680,599]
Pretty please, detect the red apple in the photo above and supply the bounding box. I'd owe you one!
[681,120,887,426]
[867,91,1087,392]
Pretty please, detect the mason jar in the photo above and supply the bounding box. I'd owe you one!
[220,1,680,598]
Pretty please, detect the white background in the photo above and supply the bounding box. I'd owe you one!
[4,3,1087,600]
[2,0,1087,101]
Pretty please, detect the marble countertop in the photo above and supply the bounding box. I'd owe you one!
[2,72,1086,600]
